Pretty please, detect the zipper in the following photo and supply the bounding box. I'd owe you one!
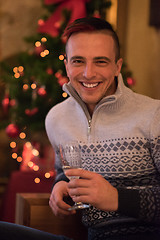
[88,119,92,135]
[63,83,93,137]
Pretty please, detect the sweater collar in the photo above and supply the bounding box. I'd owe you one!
[63,73,132,111]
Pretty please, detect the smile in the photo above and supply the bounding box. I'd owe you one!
[82,82,99,88]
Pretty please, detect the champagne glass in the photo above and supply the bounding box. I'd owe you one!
[59,142,90,210]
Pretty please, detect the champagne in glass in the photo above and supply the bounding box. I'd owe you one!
[59,142,90,210]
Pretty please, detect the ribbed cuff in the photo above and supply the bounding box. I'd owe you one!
[117,188,140,218]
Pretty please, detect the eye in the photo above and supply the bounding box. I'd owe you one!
[71,59,84,66]
[95,60,109,66]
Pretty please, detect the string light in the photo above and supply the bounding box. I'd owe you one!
[10,141,16,148]
[44,49,49,55]
[13,67,18,73]
[40,50,49,57]
[32,149,39,157]
[31,83,37,89]
[19,132,26,139]
[28,161,34,168]
[33,165,39,171]
[35,41,41,47]
[18,66,24,72]
[14,73,20,78]
[40,52,45,57]
[17,156,22,162]
[41,37,47,42]
[23,84,29,90]
[62,92,68,98]
[59,55,64,61]
[45,172,51,178]
[12,153,17,159]
[34,178,40,184]
[13,65,24,78]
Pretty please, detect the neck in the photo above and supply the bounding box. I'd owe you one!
[86,104,95,117]
[87,79,118,116]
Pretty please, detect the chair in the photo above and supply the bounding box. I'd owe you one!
[15,193,88,240]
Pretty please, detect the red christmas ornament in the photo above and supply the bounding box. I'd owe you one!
[55,71,62,79]
[38,19,45,26]
[25,108,39,116]
[6,124,20,138]
[58,76,68,86]
[46,68,53,75]
[10,99,16,107]
[2,95,10,114]
[127,77,136,86]
[37,87,47,97]
[61,36,67,44]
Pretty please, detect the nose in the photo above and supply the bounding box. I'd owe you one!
[83,63,96,79]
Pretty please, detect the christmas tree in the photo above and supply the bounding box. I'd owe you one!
[0,0,134,179]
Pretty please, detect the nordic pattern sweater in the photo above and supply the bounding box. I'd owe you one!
[45,74,160,239]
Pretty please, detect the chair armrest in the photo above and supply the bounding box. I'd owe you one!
[15,193,87,240]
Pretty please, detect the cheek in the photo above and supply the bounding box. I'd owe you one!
[68,68,82,80]
[105,66,118,77]
[100,68,114,79]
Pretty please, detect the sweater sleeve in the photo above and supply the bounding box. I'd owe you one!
[53,147,69,185]
[118,105,160,224]
[117,184,160,224]
[45,111,69,186]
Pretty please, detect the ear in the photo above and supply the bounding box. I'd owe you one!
[64,59,69,77]
[115,58,123,76]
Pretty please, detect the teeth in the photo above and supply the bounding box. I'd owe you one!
[82,82,99,88]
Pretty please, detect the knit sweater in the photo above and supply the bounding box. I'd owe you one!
[45,74,160,239]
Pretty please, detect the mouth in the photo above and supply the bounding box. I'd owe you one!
[81,82,99,88]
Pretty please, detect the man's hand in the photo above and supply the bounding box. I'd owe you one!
[65,169,118,212]
[49,181,76,217]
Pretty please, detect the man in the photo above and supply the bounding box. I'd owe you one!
[45,17,160,240]
[0,17,160,240]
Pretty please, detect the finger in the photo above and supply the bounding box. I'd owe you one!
[68,187,90,199]
[65,168,95,179]
[49,198,76,216]
[72,195,90,205]
[51,195,73,211]
[50,190,70,210]
[68,178,90,188]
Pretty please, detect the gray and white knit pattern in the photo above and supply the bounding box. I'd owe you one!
[45,74,160,239]
[79,136,160,219]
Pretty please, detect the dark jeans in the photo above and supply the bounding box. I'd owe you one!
[0,221,72,240]
[1,221,160,240]
[88,227,160,240]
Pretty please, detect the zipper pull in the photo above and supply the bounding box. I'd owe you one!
[88,119,91,135]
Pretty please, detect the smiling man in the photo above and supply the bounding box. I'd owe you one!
[45,18,160,240]
[2,17,160,240]
[64,31,122,115]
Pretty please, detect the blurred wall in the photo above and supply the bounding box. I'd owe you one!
[118,0,160,99]
[0,0,44,60]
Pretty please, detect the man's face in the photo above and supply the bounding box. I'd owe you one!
[64,32,123,115]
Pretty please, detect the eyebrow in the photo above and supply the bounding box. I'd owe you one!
[70,56,84,61]
[70,56,111,62]
[94,56,111,62]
